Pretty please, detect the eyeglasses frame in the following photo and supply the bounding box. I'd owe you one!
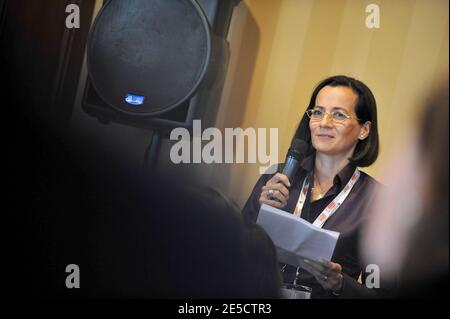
[305,107,360,123]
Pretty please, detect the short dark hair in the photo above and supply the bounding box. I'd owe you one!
[293,75,379,167]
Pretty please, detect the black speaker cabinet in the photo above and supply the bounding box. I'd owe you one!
[82,0,240,131]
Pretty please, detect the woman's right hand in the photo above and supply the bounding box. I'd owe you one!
[259,173,291,209]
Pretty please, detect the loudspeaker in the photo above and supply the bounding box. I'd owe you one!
[82,0,240,131]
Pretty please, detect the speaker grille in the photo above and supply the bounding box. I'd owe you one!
[87,0,211,116]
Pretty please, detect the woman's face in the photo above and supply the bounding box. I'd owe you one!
[309,85,370,157]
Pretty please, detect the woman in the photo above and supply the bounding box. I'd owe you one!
[242,75,381,298]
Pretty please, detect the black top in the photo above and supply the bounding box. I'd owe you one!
[242,154,383,298]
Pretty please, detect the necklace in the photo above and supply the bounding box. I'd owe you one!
[312,175,325,200]
[294,168,361,223]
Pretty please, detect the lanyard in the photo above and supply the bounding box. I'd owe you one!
[293,168,361,228]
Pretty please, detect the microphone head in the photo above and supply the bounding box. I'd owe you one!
[287,139,308,160]
[280,138,308,180]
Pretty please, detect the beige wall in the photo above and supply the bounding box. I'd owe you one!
[216,0,449,207]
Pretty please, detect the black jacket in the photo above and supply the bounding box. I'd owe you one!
[242,154,392,298]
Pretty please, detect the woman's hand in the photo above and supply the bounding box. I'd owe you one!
[302,259,344,293]
[258,173,291,209]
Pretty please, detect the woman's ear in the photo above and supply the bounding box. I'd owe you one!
[359,121,371,140]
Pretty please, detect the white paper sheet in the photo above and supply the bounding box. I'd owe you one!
[256,204,340,268]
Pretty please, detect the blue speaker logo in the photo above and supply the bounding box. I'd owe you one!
[125,93,145,106]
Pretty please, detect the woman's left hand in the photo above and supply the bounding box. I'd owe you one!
[302,259,344,293]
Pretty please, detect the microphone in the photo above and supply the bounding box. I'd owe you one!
[282,138,308,182]
[268,138,308,201]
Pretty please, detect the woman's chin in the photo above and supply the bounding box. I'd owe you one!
[313,146,347,157]
[312,143,336,154]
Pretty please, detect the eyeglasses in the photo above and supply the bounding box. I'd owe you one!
[305,108,357,123]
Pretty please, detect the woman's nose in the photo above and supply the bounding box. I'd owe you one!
[319,113,334,127]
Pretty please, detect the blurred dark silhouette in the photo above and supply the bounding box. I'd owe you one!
[243,222,283,298]
[362,77,449,298]
[3,109,281,298]
[398,78,449,297]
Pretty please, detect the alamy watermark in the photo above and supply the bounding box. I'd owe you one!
[65,4,80,29]
[62,262,380,290]
[65,3,380,30]
[170,120,279,174]
[366,4,381,29]
[65,264,80,289]
[365,264,380,288]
